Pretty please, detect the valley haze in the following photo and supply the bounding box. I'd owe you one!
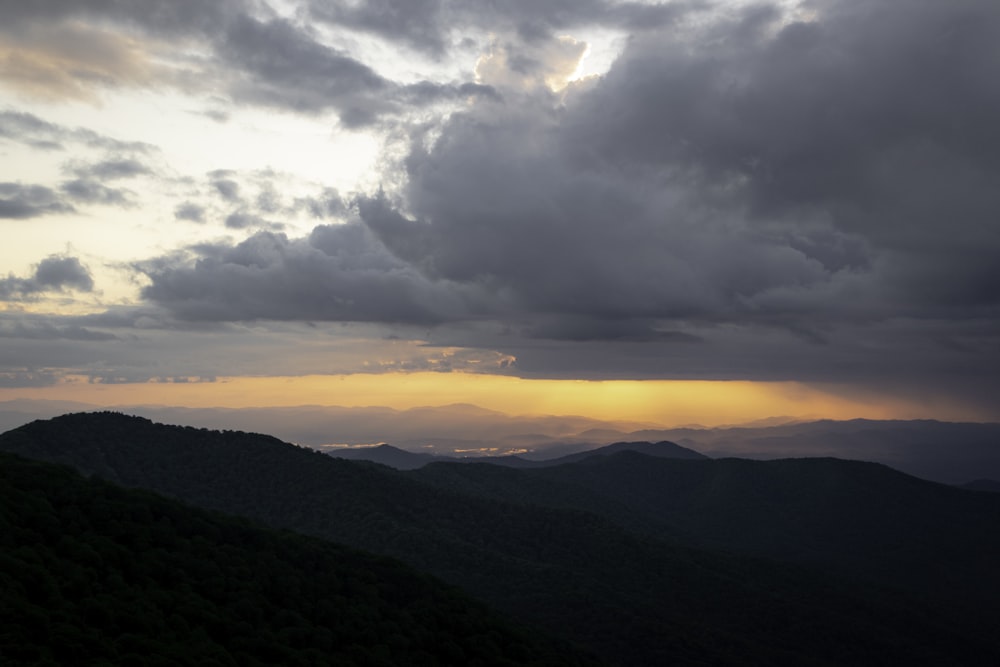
[3,400,998,486]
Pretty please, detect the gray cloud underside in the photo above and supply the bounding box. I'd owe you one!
[218,14,495,125]
[309,0,695,55]
[0,255,94,300]
[0,183,75,219]
[130,0,1000,394]
[0,110,155,153]
[0,178,135,217]
[138,224,488,324]
[0,3,494,126]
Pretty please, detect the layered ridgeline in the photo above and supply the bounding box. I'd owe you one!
[331,439,707,470]
[0,453,591,667]
[409,452,1000,610]
[3,413,1000,666]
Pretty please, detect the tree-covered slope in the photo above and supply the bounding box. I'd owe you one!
[4,412,999,666]
[0,452,593,667]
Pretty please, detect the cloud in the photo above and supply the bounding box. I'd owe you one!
[212,177,241,202]
[358,0,1000,333]
[0,21,155,102]
[60,178,134,207]
[0,109,155,153]
[0,183,75,219]
[217,14,493,125]
[0,255,94,300]
[308,0,692,56]
[0,371,61,388]
[0,2,493,125]
[138,223,485,324]
[174,201,206,223]
[69,157,151,180]
[124,0,1000,397]
[223,211,283,231]
[0,319,117,342]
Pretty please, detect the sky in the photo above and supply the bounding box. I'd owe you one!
[1,0,999,430]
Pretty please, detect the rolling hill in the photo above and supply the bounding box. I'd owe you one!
[3,412,999,666]
[0,452,591,667]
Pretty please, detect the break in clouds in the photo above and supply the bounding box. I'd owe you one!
[1,0,999,406]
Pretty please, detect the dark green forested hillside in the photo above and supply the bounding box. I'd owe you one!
[410,451,1000,610]
[3,412,1000,666]
[0,452,594,667]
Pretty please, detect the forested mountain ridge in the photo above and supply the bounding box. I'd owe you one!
[409,451,1000,609]
[3,412,1000,666]
[0,452,593,667]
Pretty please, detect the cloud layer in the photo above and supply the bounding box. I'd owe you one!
[1,0,998,414]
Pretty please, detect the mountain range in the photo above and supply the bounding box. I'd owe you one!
[331,439,707,470]
[3,412,1000,665]
[0,452,592,666]
[3,400,997,485]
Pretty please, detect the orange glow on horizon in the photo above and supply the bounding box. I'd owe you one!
[0,372,989,428]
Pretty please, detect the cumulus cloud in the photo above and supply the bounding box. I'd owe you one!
[0,255,94,300]
[0,183,75,219]
[138,223,486,324]
[174,201,206,223]
[60,178,134,207]
[357,0,1000,334]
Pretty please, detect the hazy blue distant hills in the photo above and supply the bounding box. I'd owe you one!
[3,400,997,485]
[664,419,1000,485]
[332,439,707,470]
[331,443,447,470]
[528,439,707,465]
[0,452,590,667]
[4,412,1000,666]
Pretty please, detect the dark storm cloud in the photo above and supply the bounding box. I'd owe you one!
[138,0,1000,354]
[358,0,1000,334]
[309,0,693,55]
[0,255,94,300]
[138,223,484,324]
[0,183,75,219]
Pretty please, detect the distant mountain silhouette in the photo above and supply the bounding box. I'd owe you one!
[331,443,445,470]
[659,419,1000,484]
[534,439,708,465]
[332,439,707,470]
[4,412,1000,666]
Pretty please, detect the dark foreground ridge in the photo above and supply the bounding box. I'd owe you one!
[0,451,593,666]
[4,412,1000,666]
